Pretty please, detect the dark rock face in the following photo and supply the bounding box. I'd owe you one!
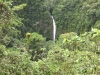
[49,8,53,15]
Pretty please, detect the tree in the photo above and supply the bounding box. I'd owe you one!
[13,0,53,40]
[52,0,100,36]
[0,0,26,47]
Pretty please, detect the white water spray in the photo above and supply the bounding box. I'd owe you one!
[51,15,56,43]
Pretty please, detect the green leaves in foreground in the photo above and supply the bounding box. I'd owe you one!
[1,28,100,75]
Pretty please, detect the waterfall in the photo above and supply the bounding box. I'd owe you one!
[51,15,56,43]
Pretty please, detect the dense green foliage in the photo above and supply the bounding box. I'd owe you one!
[12,0,100,38]
[0,0,100,75]
[1,28,100,74]
[13,0,53,39]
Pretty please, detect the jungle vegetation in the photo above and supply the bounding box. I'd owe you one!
[0,0,100,75]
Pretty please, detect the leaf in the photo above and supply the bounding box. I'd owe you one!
[62,38,66,43]
[0,0,2,2]
[12,4,27,11]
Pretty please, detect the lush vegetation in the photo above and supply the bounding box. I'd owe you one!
[0,0,100,75]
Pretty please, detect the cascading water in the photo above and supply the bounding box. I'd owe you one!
[51,15,56,43]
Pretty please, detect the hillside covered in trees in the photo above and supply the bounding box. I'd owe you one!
[0,0,100,75]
